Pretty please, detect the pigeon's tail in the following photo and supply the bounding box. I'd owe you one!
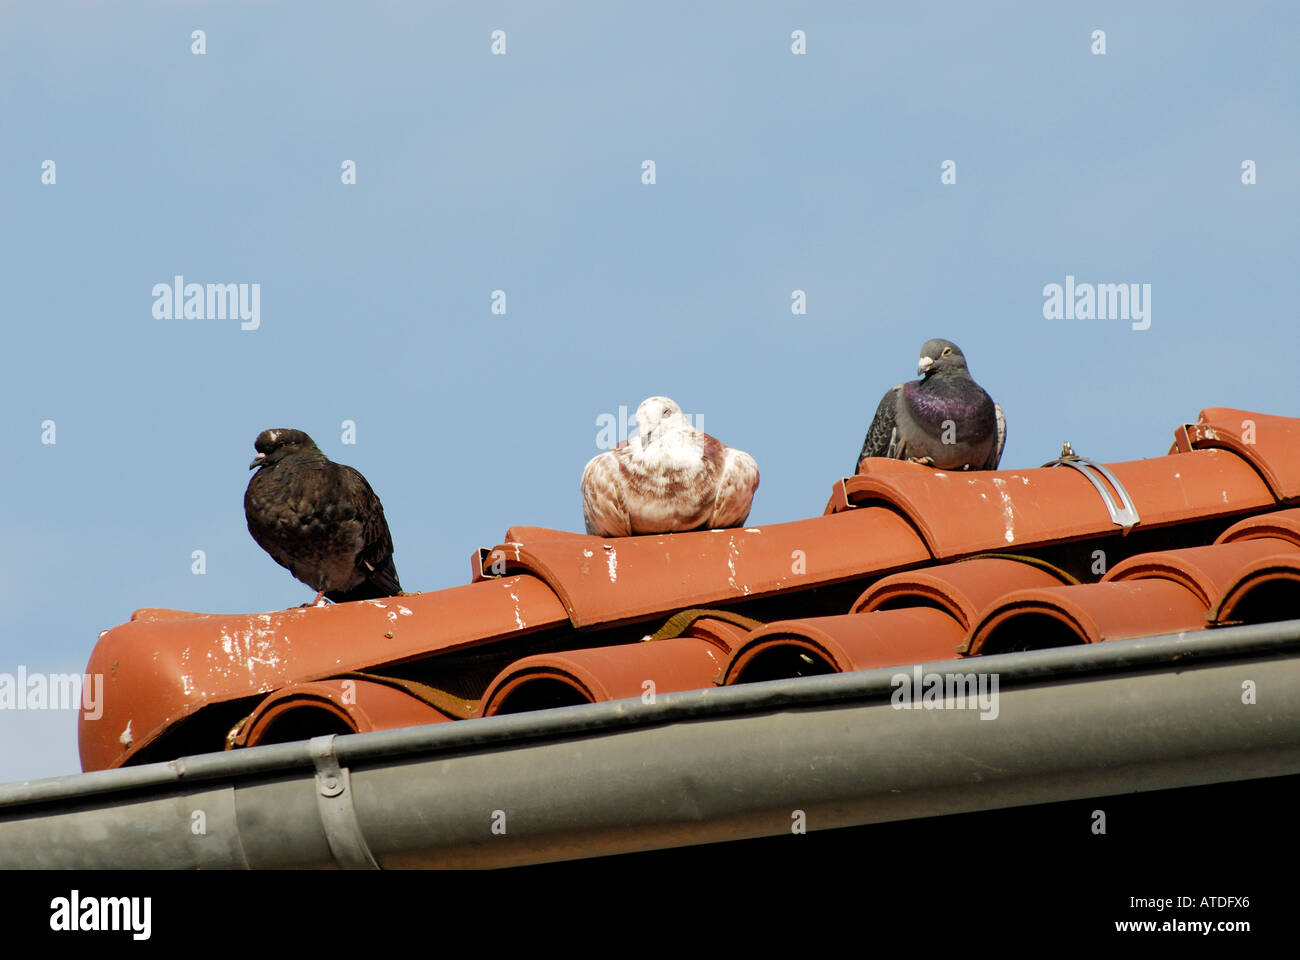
[325,559,402,604]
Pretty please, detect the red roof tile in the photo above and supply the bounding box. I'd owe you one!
[675,615,753,653]
[78,406,1300,772]
[962,579,1209,654]
[850,556,1073,629]
[1216,506,1300,546]
[1171,408,1300,500]
[1103,537,1300,608]
[477,613,750,715]
[1210,554,1300,624]
[230,677,454,748]
[474,507,930,629]
[829,448,1274,558]
[477,635,727,716]
[724,608,964,681]
[80,574,567,770]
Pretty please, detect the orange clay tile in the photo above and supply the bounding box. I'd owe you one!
[474,506,931,629]
[503,525,594,542]
[829,448,1275,559]
[477,634,730,717]
[850,557,1073,629]
[962,579,1209,656]
[1216,507,1300,546]
[477,615,749,717]
[680,616,753,653]
[80,408,1300,772]
[230,678,453,749]
[1210,554,1300,625]
[79,574,567,771]
[1102,537,1299,607]
[723,608,966,684]
[1171,408,1300,501]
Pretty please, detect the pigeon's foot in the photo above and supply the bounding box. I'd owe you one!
[292,590,330,608]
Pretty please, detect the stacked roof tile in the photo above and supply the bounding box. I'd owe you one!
[80,407,1300,772]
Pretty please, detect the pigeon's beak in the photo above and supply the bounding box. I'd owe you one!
[249,453,266,470]
[917,356,934,376]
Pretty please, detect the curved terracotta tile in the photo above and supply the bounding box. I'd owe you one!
[1215,507,1300,546]
[477,635,728,717]
[230,679,452,748]
[473,528,596,580]
[851,457,926,477]
[1211,554,1300,625]
[478,506,931,629]
[129,608,209,623]
[1171,408,1300,501]
[680,616,752,652]
[79,574,568,771]
[827,449,1274,559]
[1102,537,1299,607]
[503,525,593,542]
[964,579,1208,656]
[851,557,1072,629]
[723,608,965,684]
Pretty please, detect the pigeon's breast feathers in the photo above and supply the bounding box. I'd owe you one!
[903,377,996,440]
[621,398,725,532]
[581,396,758,536]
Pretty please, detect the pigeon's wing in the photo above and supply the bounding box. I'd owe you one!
[982,402,1007,470]
[581,452,631,537]
[855,384,903,472]
[334,464,401,597]
[709,446,759,529]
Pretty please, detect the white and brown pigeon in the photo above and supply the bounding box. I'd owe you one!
[854,338,1005,473]
[244,428,402,604]
[581,397,759,537]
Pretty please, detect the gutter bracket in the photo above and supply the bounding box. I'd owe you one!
[310,735,379,870]
[1043,445,1140,533]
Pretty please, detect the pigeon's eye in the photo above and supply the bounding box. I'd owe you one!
[942,347,952,356]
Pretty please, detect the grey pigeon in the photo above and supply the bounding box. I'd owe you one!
[244,428,402,604]
[854,339,1005,473]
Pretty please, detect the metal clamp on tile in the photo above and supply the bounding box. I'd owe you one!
[1043,442,1140,533]
[310,735,380,870]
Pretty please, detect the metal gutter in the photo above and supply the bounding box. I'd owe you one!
[3,620,1300,868]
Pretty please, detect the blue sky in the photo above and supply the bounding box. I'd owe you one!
[2,1,1296,782]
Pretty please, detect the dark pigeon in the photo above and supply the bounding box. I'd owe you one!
[244,428,402,604]
[854,338,1005,473]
